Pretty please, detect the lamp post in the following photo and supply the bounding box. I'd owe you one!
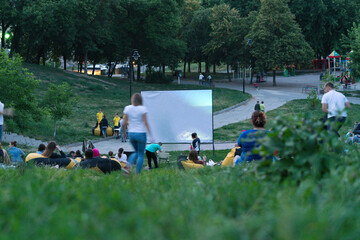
[129,49,140,100]
[244,39,253,93]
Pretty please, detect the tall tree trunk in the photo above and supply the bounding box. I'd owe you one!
[63,55,67,70]
[137,63,141,80]
[198,62,202,73]
[80,61,83,73]
[84,51,88,75]
[273,70,276,86]
[1,20,5,49]
[92,62,95,75]
[205,61,209,74]
[162,64,165,74]
[36,51,41,65]
[213,64,216,74]
[111,61,117,77]
[183,58,186,78]
[42,48,45,66]
[227,64,231,82]
[53,118,57,137]
[188,60,191,72]
[108,61,111,77]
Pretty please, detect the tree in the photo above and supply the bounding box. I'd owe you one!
[0,51,40,130]
[43,83,77,137]
[247,0,313,86]
[343,24,360,78]
[289,0,360,58]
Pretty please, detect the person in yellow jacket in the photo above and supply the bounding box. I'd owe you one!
[96,108,104,123]
[113,113,121,137]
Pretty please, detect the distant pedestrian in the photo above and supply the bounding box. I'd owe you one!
[100,115,109,138]
[254,101,260,111]
[260,101,265,112]
[199,73,204,85]
[321,82,351,137]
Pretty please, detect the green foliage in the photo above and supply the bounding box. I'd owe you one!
[345,24,360,78]
[0,51,41,131]
[43,82,77,137]
[145,71,173,84]
[307,89,320,109]
[248,0,314,85]
[257,115,344,183]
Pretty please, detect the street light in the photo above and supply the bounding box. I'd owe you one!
[129,49,140,100]
[243,39,253,93]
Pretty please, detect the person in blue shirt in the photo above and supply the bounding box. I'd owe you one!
[145,143,162,169]
[8,141,25,164]
[236,111,269,163]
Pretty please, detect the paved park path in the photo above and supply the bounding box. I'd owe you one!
[64,72,360,153]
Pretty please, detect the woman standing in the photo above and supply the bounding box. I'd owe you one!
[100,115,109,138]
[8,141,25,164]
[122,93,152,174]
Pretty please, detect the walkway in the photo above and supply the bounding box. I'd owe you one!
[65,72,360,153]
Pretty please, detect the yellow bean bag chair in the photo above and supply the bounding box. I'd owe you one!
[94,125,101,136]
[25,153,77,169]
[181,160,204,170]
[221,147,241,167]
[106,126,113,136]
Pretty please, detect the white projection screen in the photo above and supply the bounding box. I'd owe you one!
[141,90,213,143]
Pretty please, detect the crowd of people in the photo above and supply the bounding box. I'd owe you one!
[0,81,356,173]
[95,109,126,141]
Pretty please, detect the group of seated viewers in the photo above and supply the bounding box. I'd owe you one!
[345,121,360,144]
[0,110,271,172]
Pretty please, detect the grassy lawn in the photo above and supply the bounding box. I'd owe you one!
[1,150,360,239]
[16,64,250,145]
[214,99,360,142]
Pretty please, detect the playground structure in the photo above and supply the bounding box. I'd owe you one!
[283,65,296,77]
[312,50,351,75]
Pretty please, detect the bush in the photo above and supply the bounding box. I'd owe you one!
[307,89,320,109]
[256,114,344,183]
[145,71,173,84]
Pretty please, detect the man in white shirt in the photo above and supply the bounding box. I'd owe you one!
[0,101,3,142]
[321,82,351,136]
[199,73,204,85]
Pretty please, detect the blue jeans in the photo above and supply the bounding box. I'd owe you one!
[128,132,147,174]
[102,127,107,136]
[0,125,2,142]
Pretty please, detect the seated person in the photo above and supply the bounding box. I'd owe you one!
[221,144,242,167]
[36,143,46,154]
[8,141,25,164]
[353,121,360,135]
[236,111,269,163]
[0,143,11,165]
[115,148,128,163]
[66,151,75,157]
[75,150,83,158]
[42,141,66,159]
[181,150,207,170]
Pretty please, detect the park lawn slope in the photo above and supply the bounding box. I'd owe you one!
[19,63,250,144]
[214,99,360,142]
[1,159,360,239]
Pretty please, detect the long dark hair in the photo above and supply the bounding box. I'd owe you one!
[42,141,57,158]
[251,111,266,128]
[117,148,124,158]
[188,150,201,164]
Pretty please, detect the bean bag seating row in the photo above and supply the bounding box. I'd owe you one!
[80,157,121,174]
[221,147,242,167]
[92,125,114,137]
[25,153,77,170]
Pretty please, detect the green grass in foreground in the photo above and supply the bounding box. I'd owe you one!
[1,154,360,239]
[16,63,250,144]
[214,99,360,142]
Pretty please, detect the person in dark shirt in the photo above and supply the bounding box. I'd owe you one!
[191,132,201,154]
[42,141,66,159]
[254,101,261,111]
[100,115,109,138]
